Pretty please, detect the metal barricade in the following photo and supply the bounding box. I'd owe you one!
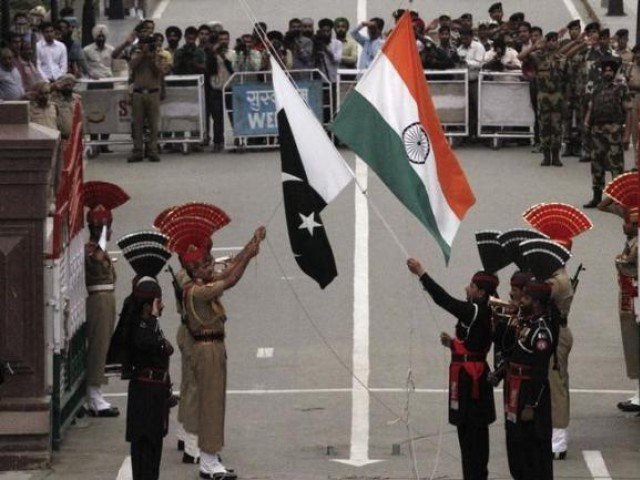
[478,71,535,143]
[222,69,333,151]
[77,75,206,152]
[337,68,469,137]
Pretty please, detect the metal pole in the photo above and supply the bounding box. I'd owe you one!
[607,0,625,15]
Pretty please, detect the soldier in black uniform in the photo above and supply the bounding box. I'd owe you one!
[407,258,496,480]
[502,238,570,480]
[112,231,174,480]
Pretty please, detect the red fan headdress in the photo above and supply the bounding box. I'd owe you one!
[603,172,640,223]
[153,205,178,230]
[162,203,230,234]
[83,181,130,226]
[522,203,593,251]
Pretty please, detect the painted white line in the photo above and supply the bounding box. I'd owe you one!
[256,347,274,358]
[151,0,171,19]
[115,456,132,480]
[103,387,636,398]
[333,158,381,468]
[563,0,585,22]
[583,450,613,479]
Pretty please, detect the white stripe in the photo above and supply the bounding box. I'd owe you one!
[271,59,352,204]
[356,55,460,245]
[103,387,635,397]
[151,0,171,19]
[115,456,132,480]
[583,451,613,479]
[256,347,274,358]
[561,0,584,22]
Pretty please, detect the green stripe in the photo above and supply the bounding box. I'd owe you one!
[330,90,451,261]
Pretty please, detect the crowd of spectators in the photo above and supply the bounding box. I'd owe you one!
[1,2,639,155]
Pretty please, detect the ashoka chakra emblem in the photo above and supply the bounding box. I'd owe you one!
[402,122,430,164]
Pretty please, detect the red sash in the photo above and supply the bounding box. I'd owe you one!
[449,339,487,410]
[505,362,532,423]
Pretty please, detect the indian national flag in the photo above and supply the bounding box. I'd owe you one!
[331,12,475,261]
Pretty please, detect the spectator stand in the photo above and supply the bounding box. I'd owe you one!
[222,69,332,151]
[337,69,469,138]
[44,101,87,449]
[478,70,535,149]
[77,75,206,155]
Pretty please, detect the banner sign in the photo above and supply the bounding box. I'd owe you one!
[479,80,534,127]
[232,81,324,136]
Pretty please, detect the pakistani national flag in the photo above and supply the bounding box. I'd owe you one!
[331,12,475,262]
[271,57,352,288]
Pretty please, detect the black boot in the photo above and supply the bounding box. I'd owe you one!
[551,148,563,166]
[583,188,602,208]
[540,149,551,166]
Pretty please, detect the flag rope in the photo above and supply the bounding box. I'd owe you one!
[235,0,449,477]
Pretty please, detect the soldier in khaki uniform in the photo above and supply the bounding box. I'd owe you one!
[128,35,165,163]
[176,224,265,479]
[522,202,593,460]
[583,58,633,208]
[598,174,640,412]
[83,181,130,416]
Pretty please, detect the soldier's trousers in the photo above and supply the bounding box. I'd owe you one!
[131,91,160,156]
[620,306,639,379]
[537,92,563,150]
[549,326,573,429]
[506,422,553,480]
[177,325,199,434]
[131,435,163,480]
[562,94,583,147]
[589,123,625,189]
[456,422,489,480]
[86,291,116,386]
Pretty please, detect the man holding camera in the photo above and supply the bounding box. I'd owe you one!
[313,19,342,83]
[128,35,165,163]
[204,31,235,152]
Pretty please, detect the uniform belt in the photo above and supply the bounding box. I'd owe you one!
[451,353,486,363]
[508,363,532,377]
[134,368,168,383]
[87,284,115,293]
[133,87,160,94]
[193,332,225,343]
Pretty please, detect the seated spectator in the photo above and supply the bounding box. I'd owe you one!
[83,24,115,79]
[8,32,23,60]
[334,17,358,69]
[350,18,385,70]
[15,40,43,93]
[37,22,67,82]
[29,81,61,132]
[0,48,26,100]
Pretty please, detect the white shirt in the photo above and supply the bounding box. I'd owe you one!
[457,40,486,80]
[37,39,67,81]
[83,43,115,79]
[483,47,521,69]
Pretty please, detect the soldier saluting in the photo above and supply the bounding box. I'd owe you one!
[406,258,496,480]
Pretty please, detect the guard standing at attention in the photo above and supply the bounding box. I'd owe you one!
[172,210,265,480]
[406,257,496,480]
[115,231,174,480]
[504,239,571,480]
[83,181,130,417]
